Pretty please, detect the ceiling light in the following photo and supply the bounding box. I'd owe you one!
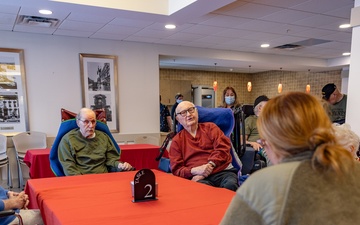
[39,9,53,15]
[339,24,351,29]
[165,24,176,29]
[261,43,270,48]
[342,52,351,56]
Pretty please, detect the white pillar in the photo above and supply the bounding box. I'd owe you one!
[347,0,360,134]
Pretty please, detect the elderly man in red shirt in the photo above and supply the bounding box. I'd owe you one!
[169,101,238,191]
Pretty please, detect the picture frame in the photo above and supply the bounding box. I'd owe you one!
[0,48,29,136]
[79,53,119,132]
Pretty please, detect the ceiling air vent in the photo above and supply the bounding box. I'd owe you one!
[273,44,303,50]
[16,15,60,28]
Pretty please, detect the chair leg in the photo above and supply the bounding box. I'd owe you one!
[15,213,23,225]
[7,163,12,189]
[16,160,24,189]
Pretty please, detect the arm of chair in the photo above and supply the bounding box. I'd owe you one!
[0,210,16,217]
[0,210,23,225]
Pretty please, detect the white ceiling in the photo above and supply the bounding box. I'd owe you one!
[0,0,354,73]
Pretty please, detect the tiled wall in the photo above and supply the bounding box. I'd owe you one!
[160,69,342,106]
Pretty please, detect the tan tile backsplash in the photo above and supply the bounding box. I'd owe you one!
[160,69,342,107]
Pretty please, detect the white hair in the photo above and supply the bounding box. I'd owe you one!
[254,101,266,116]
[333,123,360,158]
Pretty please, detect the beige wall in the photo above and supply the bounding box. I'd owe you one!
[160,69,342,107]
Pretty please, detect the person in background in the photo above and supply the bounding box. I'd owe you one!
[58,108,133,176]
[244,95,269,151]
[220,86,241,111]
[170,93,183,129]
[244,95,270,166]
[0,186,43,225]
[220,92,360,225]
[160,95,172,132]
[322,83,347,124]
[169,101,239,191]
[333,123,360,161]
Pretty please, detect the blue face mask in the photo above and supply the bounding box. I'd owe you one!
[176,99,183,104]
[225,96,235,105]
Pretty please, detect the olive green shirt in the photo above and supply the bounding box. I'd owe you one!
[58,129,120,176]
[329,94,347,123]
[244,115,260,142]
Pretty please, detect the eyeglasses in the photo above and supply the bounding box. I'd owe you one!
[176,107,196,117]
[78,119,96,126]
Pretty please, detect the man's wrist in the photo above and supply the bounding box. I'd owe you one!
[208,161,216,167]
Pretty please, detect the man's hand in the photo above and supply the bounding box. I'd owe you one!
[4,191,29,210]
[191,175,205,182]
[249,141,263,151]
[191,163,214,177]
[118,162,133,171]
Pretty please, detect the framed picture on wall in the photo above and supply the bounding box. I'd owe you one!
[79,53,119,132]
[0,48,29,136]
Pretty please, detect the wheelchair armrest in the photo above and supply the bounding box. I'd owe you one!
[0,210,16,217]
[240,147,256,175]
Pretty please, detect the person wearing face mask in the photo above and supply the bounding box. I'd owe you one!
[171,93,184,129]
[220,87,241,111]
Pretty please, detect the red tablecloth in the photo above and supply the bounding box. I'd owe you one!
[25,170,235,225]
[23,144,165,179]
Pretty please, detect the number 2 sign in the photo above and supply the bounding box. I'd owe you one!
[132,169,157,202]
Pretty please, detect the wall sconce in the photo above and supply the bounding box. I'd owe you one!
[213,80,218,91]
[247,81,252,92]
[305,69,311,93]
[247,65,252,92]
[213,63,218,91]
[278,67,283,93]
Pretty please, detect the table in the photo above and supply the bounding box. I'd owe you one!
[23,144,165,179]
[25,170,235,225]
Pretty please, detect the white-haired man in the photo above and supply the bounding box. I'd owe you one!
[169,101,238,191]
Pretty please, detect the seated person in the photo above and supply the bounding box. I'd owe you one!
[0,186,43,225]
[169,101,239,191]
[333,123,360,161]
[244,95,269,150]
[58,108,133,176]
[244,95,270,166]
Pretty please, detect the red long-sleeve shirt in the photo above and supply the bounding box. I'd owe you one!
[169,122,232,179]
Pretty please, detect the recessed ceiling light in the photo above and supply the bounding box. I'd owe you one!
[261,43,270,48]
[165,24,176,29]
[39,9,53,15]
[339,24,351,29]
[342,52,351,56]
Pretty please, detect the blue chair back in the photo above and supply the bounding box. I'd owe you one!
[49,119,119,176]
[177,106,242,171]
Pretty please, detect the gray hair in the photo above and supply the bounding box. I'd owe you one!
[254,101,266,116]
[333,123,360,158]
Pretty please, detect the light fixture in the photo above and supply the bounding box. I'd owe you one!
[261,43,270,48]
[247,65,252,92]
[165,24,176,29]
[342,52,351,56]
[213,63,218,92]
[339,24,351,29]
[306,69,311,93]
[278,67,283,94]
[39,9,53,15]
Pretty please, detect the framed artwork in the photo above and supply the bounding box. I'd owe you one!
[79,53,119,132]
[0,48,29,136]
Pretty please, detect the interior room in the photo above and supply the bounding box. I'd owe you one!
[1,0,360,223]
